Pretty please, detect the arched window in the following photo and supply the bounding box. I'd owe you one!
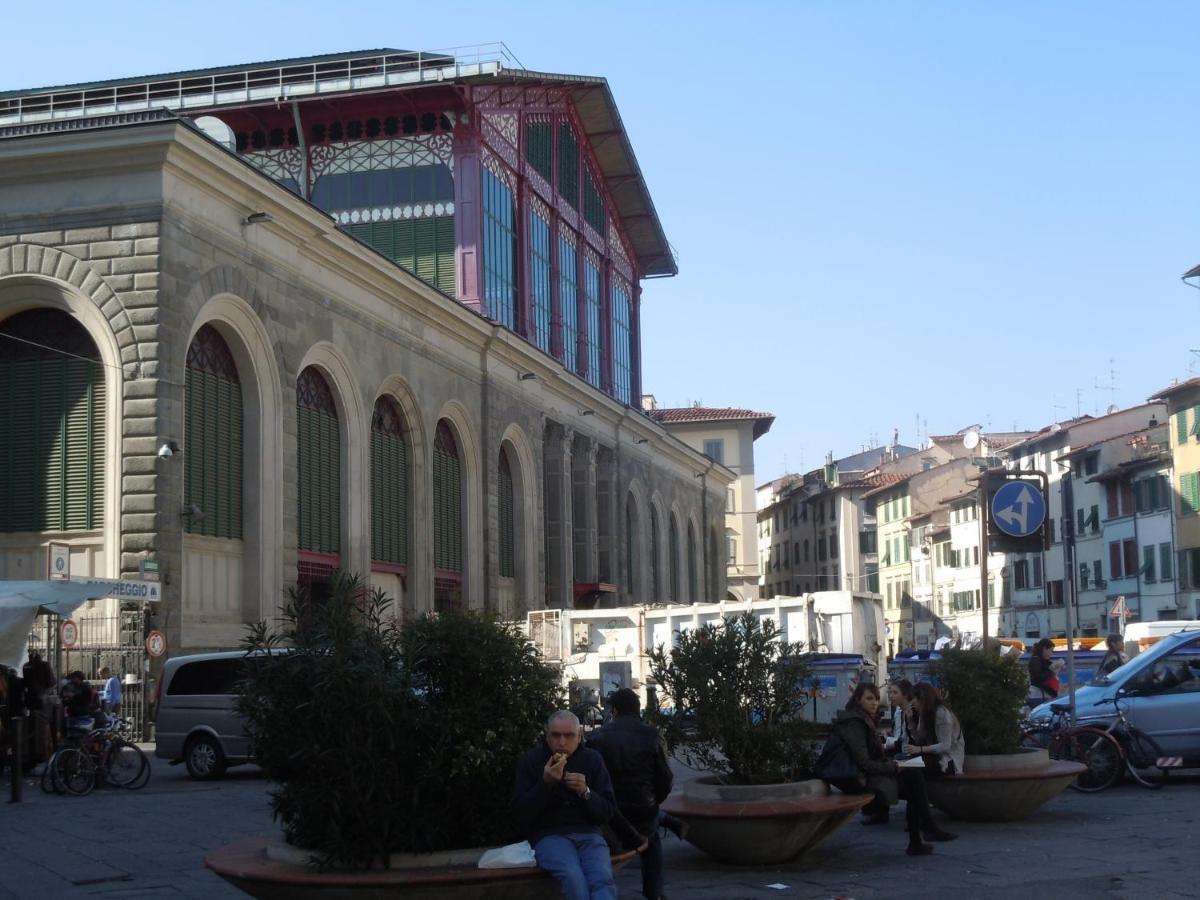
[498,447,515,578]
[625,498,637,594]
[370,396,408,571]
[0,309,104,532]
[433,421,463,609]
[669,516,680,601]
[296,367,340,573]
[184,325,242,539]
[650,506,661,600]
[687,522,698,602]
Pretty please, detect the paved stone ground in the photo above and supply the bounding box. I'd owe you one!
[1,751,1196,899]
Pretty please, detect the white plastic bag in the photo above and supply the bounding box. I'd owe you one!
[478,841,536,869]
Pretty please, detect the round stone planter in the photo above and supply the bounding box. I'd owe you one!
[205,835,639,900]
[923,749,1086,822]
[659,777,872,865]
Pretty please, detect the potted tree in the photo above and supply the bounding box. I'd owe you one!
[204,572,633,898]
[648,613,871,865]
[922,648,1084,822]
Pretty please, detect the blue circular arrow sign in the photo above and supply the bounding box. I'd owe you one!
[991,480,1047,538]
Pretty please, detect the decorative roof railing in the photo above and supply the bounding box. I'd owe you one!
[0,44,523,128]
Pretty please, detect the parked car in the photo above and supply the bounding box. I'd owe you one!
[1028,628,1200,765]
[154,650,262,779]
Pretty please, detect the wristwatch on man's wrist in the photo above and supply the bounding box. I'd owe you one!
[582,787,592,800]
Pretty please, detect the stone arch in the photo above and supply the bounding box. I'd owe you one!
[431,399,482,611]
[297,342,369,579]
[686,511,702,604]
[499,422,539,618]
[648,491,668,603]
[0,272,126,578]
[623,478,649,603]
[185,293,285,631]
[0,245,145,373]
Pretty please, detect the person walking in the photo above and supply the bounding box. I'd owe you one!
[99,667,123,716]
[513,710,619,900]
[1098,634,1127,676]
[817,683,956,856]
[588,688,673,900]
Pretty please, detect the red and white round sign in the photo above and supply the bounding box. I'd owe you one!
[145,630,167,658]
[60,618,79,649]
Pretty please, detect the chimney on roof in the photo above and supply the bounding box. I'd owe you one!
[640,394,657,412]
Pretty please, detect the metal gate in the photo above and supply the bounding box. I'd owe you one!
[27,608,150,742]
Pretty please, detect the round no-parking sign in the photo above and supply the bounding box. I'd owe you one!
[145,630,167,658]
[60,619,79,649]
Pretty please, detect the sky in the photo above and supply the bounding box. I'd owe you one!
[3,1,1197,482]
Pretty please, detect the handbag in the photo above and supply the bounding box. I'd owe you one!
[814,731,863,785]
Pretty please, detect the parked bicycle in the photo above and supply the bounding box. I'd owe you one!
[1020,695,1170,791]
[41,716,150,796]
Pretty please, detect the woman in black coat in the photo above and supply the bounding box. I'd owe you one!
[819,683,956,855]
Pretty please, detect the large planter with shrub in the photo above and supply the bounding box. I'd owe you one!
[204,573,575,896]
[648,613,866,865]
[921,648,1084,822]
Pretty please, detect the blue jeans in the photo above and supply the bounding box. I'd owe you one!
[638,827,663,899]
[533,832,616,900]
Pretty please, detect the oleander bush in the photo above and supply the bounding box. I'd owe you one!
[647,611,817,785]
[927,648,1028,755]
[236,571,563,869]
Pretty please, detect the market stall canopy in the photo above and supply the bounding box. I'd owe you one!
[0,579,160,669]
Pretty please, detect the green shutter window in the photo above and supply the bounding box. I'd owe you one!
[625,499,636,592]
[347,217,456,296]
[583,167,605,234]
[184,325,243,539]
[557,122,579,209]
[370,397,408,567]
[687,522,698,601]
[1192,406,1200,439]
[1142,545,1156,582]
[297,367,340,556]
[498,449,515,578]
[482,165,518,330]
[1184,473,1200,517]
[524,120,553,181]
[669,517,680,601]
[1178,409,1189,446]
[433,421,463,574]
[1160,542,1173,581]
[0,309,104,533]
[650,507,661,600]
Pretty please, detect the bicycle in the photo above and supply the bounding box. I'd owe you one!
[42,716,150,796]
[1020,706,1124,792]
[1094,696,1171,789]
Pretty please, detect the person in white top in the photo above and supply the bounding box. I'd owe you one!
[905,682,965,777]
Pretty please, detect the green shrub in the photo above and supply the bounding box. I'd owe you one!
[926,648,1028,755]
[646,612,817,785]
[236,571,563,869]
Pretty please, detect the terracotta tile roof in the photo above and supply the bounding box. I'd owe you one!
[1150,377,1200,400]
[860,472,919,498]
[649,407,775,440]
[927,431,1034,450]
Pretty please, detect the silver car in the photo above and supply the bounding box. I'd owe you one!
[154,650,257,779]
[1029,629,1200,765]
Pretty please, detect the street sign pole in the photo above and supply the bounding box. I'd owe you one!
[1061,473,1077,726]
[979,477,989,646]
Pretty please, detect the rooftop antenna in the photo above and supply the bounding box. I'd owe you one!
[1094,358,1117,414]
[1052,394,1066,424]
[1188,349,1200,375]
[1075,387,1084,418]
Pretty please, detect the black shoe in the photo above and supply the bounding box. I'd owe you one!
[922,827,957,842]
[861,810,889,826]
[906,842,935,856]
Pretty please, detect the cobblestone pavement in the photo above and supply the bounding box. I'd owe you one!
[1,751,1196,899]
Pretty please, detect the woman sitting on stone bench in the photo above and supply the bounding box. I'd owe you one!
[817,683,957,856]
[906,682,965,778]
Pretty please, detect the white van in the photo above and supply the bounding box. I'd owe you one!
[154,651,259,779]
[1121,621,1200,658]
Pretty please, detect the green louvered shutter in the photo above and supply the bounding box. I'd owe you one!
[297,368,340,555]
[669,518,680,601]
[1178,408,1189,446]
[435,215,456,295]
[0,311,104,533]
[499,450,515,578]
[184,326,243,539]
[433,422,462,573]
[371,397,408,566]
[558,123,578,209]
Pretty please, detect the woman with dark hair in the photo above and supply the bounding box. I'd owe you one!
[885,680,916,753]
[906,682,965,777]
[1098,634,1127,676]
[1028,638,1060,701]
[817,683,956,855]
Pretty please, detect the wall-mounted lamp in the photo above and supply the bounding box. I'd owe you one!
[519,372,538,381]
[243,211,274,225]
[694,472,705,479]
[157,440,181,460]
[180,503,205,521]
[635,438,649,445]
[578,409,595,417]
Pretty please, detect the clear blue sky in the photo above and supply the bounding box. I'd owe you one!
[4,1,1197,481]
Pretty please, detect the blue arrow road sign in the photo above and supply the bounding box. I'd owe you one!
[991,480,1046,538]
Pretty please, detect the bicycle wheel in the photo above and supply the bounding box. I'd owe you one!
[54,748,97,796]
[104,739,149,789]
[1058,728,1123,793]
[41,750,62,794]
[1123,729,1169,789]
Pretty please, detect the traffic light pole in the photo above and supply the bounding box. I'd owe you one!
[978,478,989,646]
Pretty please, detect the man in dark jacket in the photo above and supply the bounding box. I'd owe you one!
[588,688,673,900]
[513,710,618,900]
